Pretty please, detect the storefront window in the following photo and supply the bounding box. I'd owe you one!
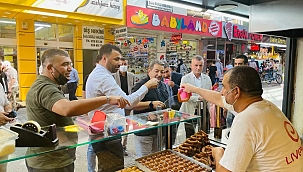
[35,22,56,41]
[58,24,73,42]
[0,19,16,39]
[0,46,17,69]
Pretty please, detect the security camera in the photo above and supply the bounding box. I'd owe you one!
[44,42,48,46]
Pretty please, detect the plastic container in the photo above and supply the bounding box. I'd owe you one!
[0,127,18,157]
[106,113,127,135]
[76,111,106,135]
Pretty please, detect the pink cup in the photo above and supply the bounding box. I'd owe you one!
[164,78,170,84]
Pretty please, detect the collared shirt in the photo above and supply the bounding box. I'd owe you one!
[86,64,148,116]
[193,74,203,88]
[67,68,79,83]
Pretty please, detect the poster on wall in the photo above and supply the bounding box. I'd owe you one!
[82,26,105,49]
[76,0,123,19]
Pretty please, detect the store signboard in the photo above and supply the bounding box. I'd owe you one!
[115,27,128,38]
[222,22,263,41]
[76,0,123,19]
[126,5,222,37]
[32,0,84,12]
[146,0,173,12]
[82,26,104,49]
[262,35,287,45]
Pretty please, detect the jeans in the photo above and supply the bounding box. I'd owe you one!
[134,134,158,158]
[226,111,235,128]
[26,161,74,172]
[87,144,96,172]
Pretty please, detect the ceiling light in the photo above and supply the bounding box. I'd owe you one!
[0,20,51,27]
[35,23,51,27]
[67,23,72,24]
[42,16,48,18]
[256,42,286,48]
[4,12,11,14]
[0,20,15,24]
[214,4,238,11]
[25,10,67,18]
[102,24,106,26]
[37,19,42,21]
[75,20,79,22]
[161,0,202,11]
[35,26,43,31]
[2,16,7,18]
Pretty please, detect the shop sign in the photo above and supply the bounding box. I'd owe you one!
[115,27,128,38]
[76,0,123,19]
[223,22,263,41]
[126,5,222,37]
[82,26,104,49]
[262,35,287,45]
[146,0,173,12]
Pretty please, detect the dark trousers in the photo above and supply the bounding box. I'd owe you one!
[67,82,78,101]
[26,162,74,172]
[91,138,124,172]
[185,108,209,138]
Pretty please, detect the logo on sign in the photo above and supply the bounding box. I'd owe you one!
[209,21,220,36]
[224,22,233,41]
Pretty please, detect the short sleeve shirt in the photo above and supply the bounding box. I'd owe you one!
[26,75,75,169]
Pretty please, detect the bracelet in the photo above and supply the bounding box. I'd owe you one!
[106,95,110,104]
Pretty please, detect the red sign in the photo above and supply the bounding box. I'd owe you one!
[223,22,263,41]
[127,5,222,37]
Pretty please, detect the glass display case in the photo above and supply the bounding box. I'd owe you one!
[0,110,201,165]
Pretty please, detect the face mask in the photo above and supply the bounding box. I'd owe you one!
[221,87,238,115]
[52,67,69,85]
[119,65,128,73]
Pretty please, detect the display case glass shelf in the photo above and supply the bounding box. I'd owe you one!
[0,110,201,164]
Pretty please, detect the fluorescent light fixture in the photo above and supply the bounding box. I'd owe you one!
[214,4,238,11]
[256,42,287,48]
[25,10,68,18]
[161,0,202,11]
[31,0,84,13]
[35,26,43,31]
[0,20,51,27]
[206,9,249,22]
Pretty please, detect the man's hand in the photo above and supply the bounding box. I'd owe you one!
[152,101,166,109]
[0,113,12,126]
[144,78,159,89]
[181,83,198,93]
[108,96,131,108]
[167,81,175,88]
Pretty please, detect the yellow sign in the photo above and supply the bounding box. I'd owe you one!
[4,56,13,62]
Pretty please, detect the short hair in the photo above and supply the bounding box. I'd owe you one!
[149,60,165,70]
[170,65,176,71]
[95,54,101,63]
[41,49,69,67]
[120,57,128,64]
[191,55,204,65]
[99,44,122,59]
[235,55,248,65]
[226,66,263,97]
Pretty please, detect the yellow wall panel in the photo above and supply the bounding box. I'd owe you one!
[18,61,36,73]
[75,62,83,73]
[17,47,36,60]
[75,50,83,61]
[20,87,30,101]
[19,74,37,88]
[78,73,83,85]
[17,32,35,46]
[76,87,83,97]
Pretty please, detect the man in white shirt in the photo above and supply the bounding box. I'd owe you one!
[181,66,303,172]
[86,44,158,171]
[179,55,212,138]
[3,61,18,110]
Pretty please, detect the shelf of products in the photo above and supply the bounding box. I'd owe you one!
[165,41,198,69]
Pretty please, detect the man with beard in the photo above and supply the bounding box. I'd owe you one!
[25,48,130,172]
[86,44,159,171]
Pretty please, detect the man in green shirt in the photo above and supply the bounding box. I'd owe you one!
[25,48,130,172]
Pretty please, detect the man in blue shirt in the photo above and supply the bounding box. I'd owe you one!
[67,63,79,100]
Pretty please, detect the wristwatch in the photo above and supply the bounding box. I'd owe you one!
[149,101,153,109]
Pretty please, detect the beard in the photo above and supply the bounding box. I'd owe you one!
[106,62,118,73]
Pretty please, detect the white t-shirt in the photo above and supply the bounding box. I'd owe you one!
[220,100,303,172]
